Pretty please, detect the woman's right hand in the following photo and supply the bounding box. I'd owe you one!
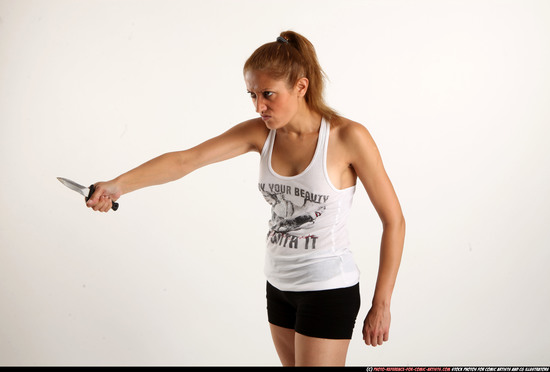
[86,180,122,212]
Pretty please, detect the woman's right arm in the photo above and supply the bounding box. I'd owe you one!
[86,118,268,212]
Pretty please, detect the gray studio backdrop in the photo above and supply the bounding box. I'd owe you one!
[1,0,549,366]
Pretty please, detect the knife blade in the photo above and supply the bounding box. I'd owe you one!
[57,177,119,211]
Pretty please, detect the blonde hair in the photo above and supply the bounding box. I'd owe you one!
[243,31,341,125]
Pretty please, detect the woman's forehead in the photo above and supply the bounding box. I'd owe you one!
[244,70,286,90]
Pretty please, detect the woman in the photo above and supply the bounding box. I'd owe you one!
[86,31,405,366]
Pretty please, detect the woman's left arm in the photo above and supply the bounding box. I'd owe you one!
[345,122,406,347]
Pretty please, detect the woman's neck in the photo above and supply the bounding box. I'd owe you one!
[281,106,322,136]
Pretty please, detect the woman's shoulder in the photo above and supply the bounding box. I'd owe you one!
[241,117,270,138]
[329,117,380,167]
[330,117,373,144]
[234,117,270,152]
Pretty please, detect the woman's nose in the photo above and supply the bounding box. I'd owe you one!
[255,98,267,113]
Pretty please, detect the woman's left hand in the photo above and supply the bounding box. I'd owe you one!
[362,304,391,347]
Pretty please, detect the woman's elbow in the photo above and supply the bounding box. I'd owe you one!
[382,213,405,233]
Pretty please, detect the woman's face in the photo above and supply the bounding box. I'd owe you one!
[244,70,301,130]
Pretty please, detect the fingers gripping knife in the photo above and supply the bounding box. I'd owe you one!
[57,177,119,211]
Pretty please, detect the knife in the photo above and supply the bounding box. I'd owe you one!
[57,177,119,211]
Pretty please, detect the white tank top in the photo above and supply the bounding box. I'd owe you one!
[259,118,360,291]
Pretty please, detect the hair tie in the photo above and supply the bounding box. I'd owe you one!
[276,36,289,44]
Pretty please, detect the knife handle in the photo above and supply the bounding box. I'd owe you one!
[87,184,119,211]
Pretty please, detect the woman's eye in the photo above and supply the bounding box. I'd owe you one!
[247,91,272,99]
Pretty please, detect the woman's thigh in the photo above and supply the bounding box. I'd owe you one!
[269,323,295,366]
[269,324,351,367]
[294,332,351,366]
[266,282,359,366]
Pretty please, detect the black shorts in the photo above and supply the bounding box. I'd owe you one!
[266,281,361,340]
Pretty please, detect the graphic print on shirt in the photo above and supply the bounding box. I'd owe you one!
[259,182,330,250]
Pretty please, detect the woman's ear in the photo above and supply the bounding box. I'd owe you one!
[295,77,309,98]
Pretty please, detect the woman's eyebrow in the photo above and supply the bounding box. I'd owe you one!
[247,87,273,93]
